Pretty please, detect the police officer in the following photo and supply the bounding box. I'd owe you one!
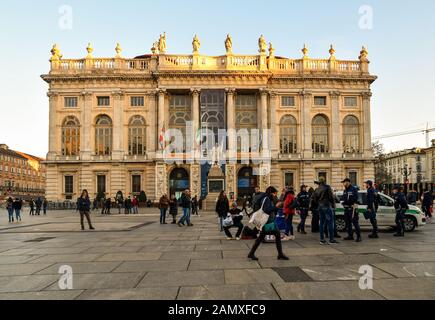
[341,178,361,242]
[392,185,408,237]
[297,185,310,234]
[365,180,379,239]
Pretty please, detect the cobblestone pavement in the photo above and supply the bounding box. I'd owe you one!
[0,209,434,300]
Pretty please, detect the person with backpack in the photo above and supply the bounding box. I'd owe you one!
[311,177,339,245]
[248,186,289,261]
[215,191,230,232]
[6,197,14,223]
[392,185,409,237]
[77,190,95,231]
[297,185,310,235]
[283,187,298,241]
[223,202,244,240]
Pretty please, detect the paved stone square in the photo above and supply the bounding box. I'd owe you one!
[0,208,434,300]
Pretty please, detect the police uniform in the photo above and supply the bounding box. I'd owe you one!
[365,182,379,238]
[342,184,361,241]
[297,190,310,234]
[393,191,408,237]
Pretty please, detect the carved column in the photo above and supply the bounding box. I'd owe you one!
[112,90,125,160]
[191,88,201,160]
[269,91,279,157]
[226,88,236,160]
[330,91,342,158]
[81,91,93,161]
[155,163,167,199]
[157,89,166,156]
[47,91,59,161]
[147,92,157,157]
[225,164,237,197]
[300,91,312,158]
[362,92,373,157]
[190,164,201,198]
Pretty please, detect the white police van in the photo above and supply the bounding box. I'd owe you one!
[334,190,426,232]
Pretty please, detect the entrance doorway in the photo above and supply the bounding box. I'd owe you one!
[237,167,258,200]
[169,168,190,200]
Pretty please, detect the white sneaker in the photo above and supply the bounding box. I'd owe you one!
[226,237,233,241]
[235,237,241,241]
[282,236,291,241]
[289,235,296,241]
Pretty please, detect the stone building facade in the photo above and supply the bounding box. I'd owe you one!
[42,36,376,202]
[0,144,46,201]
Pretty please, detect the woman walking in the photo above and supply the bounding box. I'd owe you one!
[215,191,230,232]
[248,186,289,261]
[283,188,297,241]
[77,190,95,231]
[169,194,178,224]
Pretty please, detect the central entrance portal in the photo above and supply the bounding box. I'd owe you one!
[237,167,258,200]
[169,168,190,200]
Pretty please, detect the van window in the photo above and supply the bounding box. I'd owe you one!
[379,195,394,207]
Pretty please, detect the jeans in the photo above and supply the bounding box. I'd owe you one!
[7,208,14,222]
[15,209,21,221]
[160,208,167,223]
[133,206,138,214]
[319,206,335,241]
[298,208,308,232]
[344,207,361,238]
[224,221,244,238]
[395,209,406,235]
[285,215,294,236]
[179,208,191,225]
[311,209,320,233]
[219,216,224,231]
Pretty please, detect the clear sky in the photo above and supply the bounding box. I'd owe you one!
[0,0,434,158]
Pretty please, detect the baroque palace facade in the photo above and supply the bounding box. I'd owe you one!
[42,34,377,202]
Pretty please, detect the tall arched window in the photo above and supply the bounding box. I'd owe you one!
[95,115,112,156]
[61,116,80,156]
[343,115,360,153]
[312,115,329,153]
[280,115,297,154]
[128,116,147,155]
[128,116,146,156]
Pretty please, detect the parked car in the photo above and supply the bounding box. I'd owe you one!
[334,190,426,232]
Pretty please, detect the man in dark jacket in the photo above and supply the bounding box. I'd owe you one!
[311,177,339,244]
[297,185,310,234]
[365,180,379,239]
[393,186,408,237]
[13,198,23,222]
[342,178,361,242]
[178,190,193,227]
[422,190,433,219]
[35,197,42,215]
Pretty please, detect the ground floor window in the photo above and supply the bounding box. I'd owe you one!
[97,175,106,195]
[318,171,328,183]
[284,172,294,188]
[64,176,73,200]
[349,171,358,186]
[132,175,141,195]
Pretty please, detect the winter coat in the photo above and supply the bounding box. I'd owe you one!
[77,197,91,212]
[159,196,170,209]
[215,197,230,217]
[283,192,297,216]
[169,200,178,216]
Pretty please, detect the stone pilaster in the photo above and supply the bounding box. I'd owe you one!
[225,164,237,197]
[45,164,59,201]
[331,161,343,191]
[226,88,236,161]
[330,91,342,158]
[147,92,157,158]
[191,88,201,161]
[362,92,374,158]
[47,92,59,161]
[300,91,313,159]
[259,163,271,190]
[157,89,167,158]
[155,163,167,199]
[112,90,125,160]
[80,91,93,161]
[79,163,93,196]
[190,164,201,198]
[269,91,279,158]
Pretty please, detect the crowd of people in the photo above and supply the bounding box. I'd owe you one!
[5,197,48,223]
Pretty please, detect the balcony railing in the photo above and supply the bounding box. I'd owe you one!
[49,54,369,75]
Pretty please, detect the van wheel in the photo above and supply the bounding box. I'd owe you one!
[336,217,346,232]
[404,216,417,232]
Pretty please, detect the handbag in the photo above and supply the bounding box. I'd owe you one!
[249,198,269,230]
[263,222,277,233]
[223,215,234,227]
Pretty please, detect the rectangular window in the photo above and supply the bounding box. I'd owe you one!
[97,96,110,107]
[64,176,74,194]
[64,97,78,108]
[131,96,145,107]
[281,96,295,107]
[284,172,294,188]
[97,175,106,194]
[314,96,327,106]
[344,97,358,107]
[132,175,141,194]
[318,172,328,183]
[349,171,358,186]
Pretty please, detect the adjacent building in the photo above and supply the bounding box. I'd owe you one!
[0,144,46,201]
[41,35,377,202]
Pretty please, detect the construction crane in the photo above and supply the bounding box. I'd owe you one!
[372,123,435,148]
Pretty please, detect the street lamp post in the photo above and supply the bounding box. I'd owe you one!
[400,163,411,194]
